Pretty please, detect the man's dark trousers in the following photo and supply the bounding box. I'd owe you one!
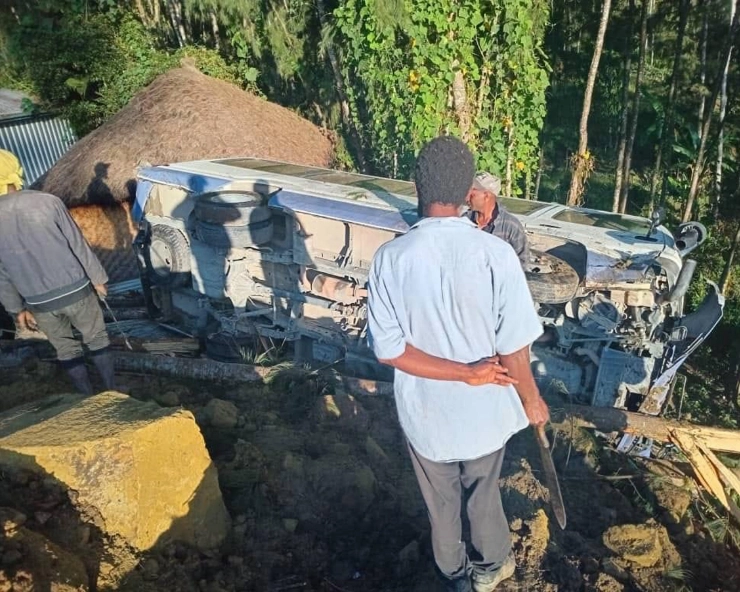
[407,442,510,587]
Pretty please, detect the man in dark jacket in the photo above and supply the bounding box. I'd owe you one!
[0,156,116,395]
[466,172,529,268]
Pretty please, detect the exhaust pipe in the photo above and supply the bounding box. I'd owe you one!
[665,259,697,303]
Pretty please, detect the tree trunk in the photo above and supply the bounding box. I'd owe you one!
[683,0,740,223]
[166,0,187,47]
[567,0,612,206]
[210,11,220,50]
[452,69,472,142]
[714,0,737,217]
[697,0,709,140]
[505,125,514,197]
[649,0,690,210]
[315,0,368,172]
[719,224,740,294]
[618,0,649,214]
[534,144,545,200]
[613,0,635,212]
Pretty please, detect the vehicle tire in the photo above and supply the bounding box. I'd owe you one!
[525,250,580,304]
[146,224,191,288]
[205,331,258,364]
[195,218,273,249]
[194,192,272,226]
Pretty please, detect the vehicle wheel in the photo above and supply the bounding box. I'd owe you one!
[205,331,258,363]
[147,224,191,288]
[525,250,580,304]
[194,192,272,226]
[195,218,273,249]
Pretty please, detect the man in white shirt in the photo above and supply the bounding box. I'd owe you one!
[367,136,549,592]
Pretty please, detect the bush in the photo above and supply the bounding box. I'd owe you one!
[6,12,238,136]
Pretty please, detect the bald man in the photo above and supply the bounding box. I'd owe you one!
[466,172,529,268]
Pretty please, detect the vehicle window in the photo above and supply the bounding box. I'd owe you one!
[553,209,651,233]
[499,197,550,215]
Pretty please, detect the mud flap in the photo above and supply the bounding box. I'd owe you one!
[640,282,725,415]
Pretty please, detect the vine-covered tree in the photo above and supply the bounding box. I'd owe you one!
[333,0,551,191]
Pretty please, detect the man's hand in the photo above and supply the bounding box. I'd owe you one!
[94,284,108,298]
[16,310,38,332]
[464,357,518,387]
[521,393,550,426]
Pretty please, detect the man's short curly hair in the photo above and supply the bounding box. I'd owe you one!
[414,135,475,212]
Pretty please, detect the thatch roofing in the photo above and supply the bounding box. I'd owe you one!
[33,66,335,207]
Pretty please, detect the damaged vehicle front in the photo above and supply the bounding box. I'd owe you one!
[516,202,724,416]
[131,157,724,418]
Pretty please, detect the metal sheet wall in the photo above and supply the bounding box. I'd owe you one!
[0,114,77,186]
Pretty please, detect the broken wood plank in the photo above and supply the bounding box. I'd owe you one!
[669,429,739,520]
[695,440,740,517]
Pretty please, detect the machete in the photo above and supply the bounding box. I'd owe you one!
[535,424,567,529]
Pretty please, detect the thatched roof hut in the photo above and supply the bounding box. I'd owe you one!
[33,65,335,207]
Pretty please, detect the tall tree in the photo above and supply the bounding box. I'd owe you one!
[720,224,740,295]
[567,0,612,206]
[697,0,709,139]
[714,0,738,216]
[612,0,636,212]
[683,0,740,223]
[618,0,649,214]
[649,0,690,210]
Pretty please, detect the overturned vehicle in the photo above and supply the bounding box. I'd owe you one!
[132,158,724,416]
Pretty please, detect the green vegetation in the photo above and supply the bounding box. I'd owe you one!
[0,0,739,424]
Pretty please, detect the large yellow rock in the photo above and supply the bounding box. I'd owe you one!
[0,392,230,561]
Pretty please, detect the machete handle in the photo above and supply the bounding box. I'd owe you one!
[536,424,550,449]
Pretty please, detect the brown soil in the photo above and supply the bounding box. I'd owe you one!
[1,361,740,592]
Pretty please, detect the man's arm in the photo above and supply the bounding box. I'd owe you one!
[53,199,108,289]
[379,344,517,386]
[499,346,549,425]
[494,247,549,424]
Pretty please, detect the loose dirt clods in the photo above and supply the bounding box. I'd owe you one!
[1,362,740,591]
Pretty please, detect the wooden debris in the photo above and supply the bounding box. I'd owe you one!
[669,429,731,508]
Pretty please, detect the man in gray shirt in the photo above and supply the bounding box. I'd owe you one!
[367,136,549,591]
[466,172,529,268]
[0,162,116,396]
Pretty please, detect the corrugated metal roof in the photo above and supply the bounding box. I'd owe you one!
[0,113,77,185]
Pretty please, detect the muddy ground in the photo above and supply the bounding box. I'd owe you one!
[1,359,739,592]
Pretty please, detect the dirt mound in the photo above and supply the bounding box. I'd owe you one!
[33,65,335,207]
[603,522,666,568]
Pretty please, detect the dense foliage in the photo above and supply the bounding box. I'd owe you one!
[334,0,550,188]
[0,0,739,420]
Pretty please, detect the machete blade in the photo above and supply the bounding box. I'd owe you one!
[535,424,567,529]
